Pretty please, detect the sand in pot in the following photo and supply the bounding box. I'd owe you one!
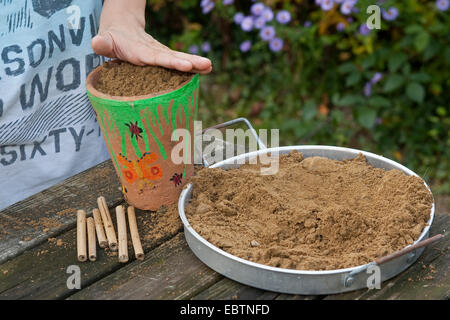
[86,61,198,211]
[186,151,433,271]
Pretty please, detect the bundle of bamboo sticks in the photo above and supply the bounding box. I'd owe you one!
[77,196,144,263]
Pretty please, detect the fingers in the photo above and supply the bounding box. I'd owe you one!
[93,28,213,74]
[91,33,115,58]
[171,51,212,73]
[137,46,194,72]
[191,64,213,75]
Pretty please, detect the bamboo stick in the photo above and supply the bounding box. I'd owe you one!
[92,208,108,248]
[97,196,118,251]
[116,205,128,263]
[127,206,144,260]
[87,217,97,262]
[76,209,87,262]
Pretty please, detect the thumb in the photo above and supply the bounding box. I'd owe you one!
[91,33,115,57]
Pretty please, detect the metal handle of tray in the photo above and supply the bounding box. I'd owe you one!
[343,233,444,287]
[199,117,266,167]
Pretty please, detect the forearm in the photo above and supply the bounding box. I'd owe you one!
[99,0,146,31]
[92,0,212,73]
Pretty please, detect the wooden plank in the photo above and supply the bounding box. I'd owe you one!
[325,200,449,300]
[191,278,278,300]
[0,205,183,299]
[68,233,223,300]
[0,160,123,264]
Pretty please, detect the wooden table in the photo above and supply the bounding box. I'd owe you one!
[0,160,448,300]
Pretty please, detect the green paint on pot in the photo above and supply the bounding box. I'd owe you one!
[144,116,167,160]
[151,108,164,136]
[136,116,150,152]
[183,98,191,169]
[98,113,122,179]
[87,73,199,167]
[119,130,127,157]
[163,105,170,125]
[170,103,179,140]
[129,132,142,159]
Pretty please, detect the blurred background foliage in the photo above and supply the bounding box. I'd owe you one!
[145,0,450,193]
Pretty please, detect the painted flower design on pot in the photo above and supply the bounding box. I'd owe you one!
[117,151,163,191]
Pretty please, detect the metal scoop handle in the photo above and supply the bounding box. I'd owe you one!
[198,117,266,167]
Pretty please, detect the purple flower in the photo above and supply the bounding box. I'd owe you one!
[200,0,210,7]
[334,0,344,3]
[436,0,450,11]
[223,0,234,5]
[304,20,312,27]
[254,16,266,29]
[336,22,346,31]
[188,45,199,54]
[381,7,399,21]
[347,17,354,23]
[315,0,323,4]
[269,38,284,52]
[251,3,265,16]
[240,40,252,52]
[202,2,215,14]
[259,25,276,41]
[276,10,291,24]
[262,8,274,22]
[321,0,334,11]
[234,12,245,24]
[201,42,211,53]
[359,23,371,36]
[340,0,354,15]
[364,82,372,96]
[241,16,254,32]
[370,72,383,84]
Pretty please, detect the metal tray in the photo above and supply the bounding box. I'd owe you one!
[178,120,436,295]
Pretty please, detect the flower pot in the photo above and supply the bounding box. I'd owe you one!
[86,63,198,211]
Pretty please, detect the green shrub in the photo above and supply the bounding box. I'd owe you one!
[146,0,450,193]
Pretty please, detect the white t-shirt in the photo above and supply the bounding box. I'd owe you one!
[0,0,110,209]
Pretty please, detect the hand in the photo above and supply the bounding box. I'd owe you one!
[92,0,212,74]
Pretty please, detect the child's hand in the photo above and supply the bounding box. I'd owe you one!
[92,0,212,74]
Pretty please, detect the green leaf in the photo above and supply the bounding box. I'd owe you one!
[369,96,391,108]
[409,72,431,83]
[424,42,441,61]
[436,106,447,116]
[303,101,317,121]
[361,55,375,70]
[337,62,358,74]
[445,47,450,64]
[406,82,425,103]
[357,107,377,129]
[404,24,423,34]
[414,31,430,52]
[388,52,407,72]
[335,94,363,107]
[383,74,404,92]
[346,72,361,87]
[402,63,411,75]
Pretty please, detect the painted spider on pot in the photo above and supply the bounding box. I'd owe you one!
[125,121,143,140]
[170,173,183,187]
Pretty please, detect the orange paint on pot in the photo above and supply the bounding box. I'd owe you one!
[86,61,199,211]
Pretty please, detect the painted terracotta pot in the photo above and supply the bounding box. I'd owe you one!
[86,64,198,211]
